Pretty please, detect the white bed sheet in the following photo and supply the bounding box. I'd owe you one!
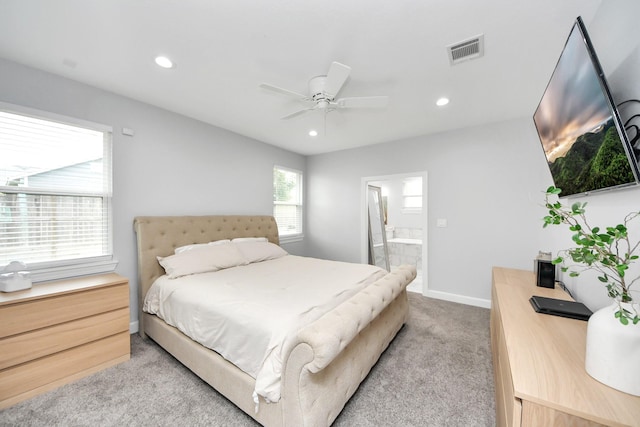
[143,255,386,403]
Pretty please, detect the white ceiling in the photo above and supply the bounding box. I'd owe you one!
[0,0,603,155]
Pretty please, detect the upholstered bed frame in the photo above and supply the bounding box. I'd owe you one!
[133,215,416,427]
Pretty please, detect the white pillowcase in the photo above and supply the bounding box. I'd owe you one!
[234,241,288,264]
[231,237,268,243]
[159,244,247,278]
[175,239,232,254]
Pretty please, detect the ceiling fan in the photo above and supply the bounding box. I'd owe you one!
[259,62,389,120]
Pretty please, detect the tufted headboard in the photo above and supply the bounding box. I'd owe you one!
[133,215,279,335]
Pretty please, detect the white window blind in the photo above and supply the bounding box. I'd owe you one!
[402,177,422,213]
[273,166,303,240]
[0,107,113,278]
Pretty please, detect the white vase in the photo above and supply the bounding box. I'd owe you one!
[585,301,640,396]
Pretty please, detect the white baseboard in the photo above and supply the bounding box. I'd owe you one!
[424,289,491,309]
[129,320,139,334]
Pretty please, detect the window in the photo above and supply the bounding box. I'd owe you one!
[402,177,422,213]
[273,166,303,241]
[0,104,114,281]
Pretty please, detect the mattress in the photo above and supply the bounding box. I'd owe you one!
[143,255,387,403]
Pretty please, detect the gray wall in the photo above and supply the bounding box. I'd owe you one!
[306,0,640,310]
[306,118,551,306]
[0,58,306,329]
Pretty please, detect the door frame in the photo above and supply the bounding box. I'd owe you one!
[360,171,428,294]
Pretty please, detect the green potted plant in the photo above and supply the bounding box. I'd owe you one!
[542,185,640,396]
[543,186,639,324]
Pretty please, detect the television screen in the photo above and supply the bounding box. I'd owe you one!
[533,17,639,197]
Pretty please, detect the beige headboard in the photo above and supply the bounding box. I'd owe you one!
[133,215,279,335]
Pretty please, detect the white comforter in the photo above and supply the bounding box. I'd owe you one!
[143,255,386,403]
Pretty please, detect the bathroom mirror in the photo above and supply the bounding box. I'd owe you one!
[367,185,390,271]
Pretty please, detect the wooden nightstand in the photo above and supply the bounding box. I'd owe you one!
[0,273,130,409]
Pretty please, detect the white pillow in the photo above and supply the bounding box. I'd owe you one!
[175,239,231,254]
[234,241,288,264]
[159,244,247,278]
[232,237,268,243]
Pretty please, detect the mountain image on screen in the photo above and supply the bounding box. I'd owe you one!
[548,118,635,196]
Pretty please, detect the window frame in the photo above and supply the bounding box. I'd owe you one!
[273,165,304,243]
[0,102,116,282]
[401,176,423,214]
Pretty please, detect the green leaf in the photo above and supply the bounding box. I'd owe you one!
[598,234,612,244]
[547,186,562,195]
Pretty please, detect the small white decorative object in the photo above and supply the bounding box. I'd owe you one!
[0,261,32,292]
[585,301,640,396]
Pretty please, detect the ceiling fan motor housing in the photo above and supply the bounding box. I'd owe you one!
[309,76,331,101]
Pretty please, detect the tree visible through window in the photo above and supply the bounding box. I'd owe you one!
[273,166,303,240]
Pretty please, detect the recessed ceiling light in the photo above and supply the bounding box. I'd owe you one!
[308,130,318,137]
[155,56,174,69]
[436,97,450,107]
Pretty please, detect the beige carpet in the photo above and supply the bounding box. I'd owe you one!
[1,293,495,426]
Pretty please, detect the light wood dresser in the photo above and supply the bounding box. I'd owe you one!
[491,266,640,427]
[0,273,130,409]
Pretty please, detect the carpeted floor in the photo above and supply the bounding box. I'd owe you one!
[0,293,495,427]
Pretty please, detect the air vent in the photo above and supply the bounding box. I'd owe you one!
[447,34,484,65]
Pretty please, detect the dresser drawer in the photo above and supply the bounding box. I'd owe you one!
[0,332,130,403]
[0,283,128,338]
[0,307,129,369]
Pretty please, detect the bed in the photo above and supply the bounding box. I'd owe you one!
[133,215,416,427]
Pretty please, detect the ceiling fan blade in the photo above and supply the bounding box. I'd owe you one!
[336,96,389,109]
[324,62,351,98]
[281,107,315,120]
[259,83,309,101]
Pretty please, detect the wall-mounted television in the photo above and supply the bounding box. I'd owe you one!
[533,16,639,198]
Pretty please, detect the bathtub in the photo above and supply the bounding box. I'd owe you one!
[387,237,422,270]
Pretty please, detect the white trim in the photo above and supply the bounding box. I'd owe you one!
[0,100,113,133]
[29,258,119,283]
[273,165,304,239]
[401,207,422,215]
[425,289,492,309]
[279,234,304,244]
[361,171,428,293]
[130,320,139,334]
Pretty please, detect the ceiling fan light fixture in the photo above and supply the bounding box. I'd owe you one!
[155,56,174,69]
[436,97,450,107]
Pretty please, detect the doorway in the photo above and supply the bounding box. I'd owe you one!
[361,172,427,294]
